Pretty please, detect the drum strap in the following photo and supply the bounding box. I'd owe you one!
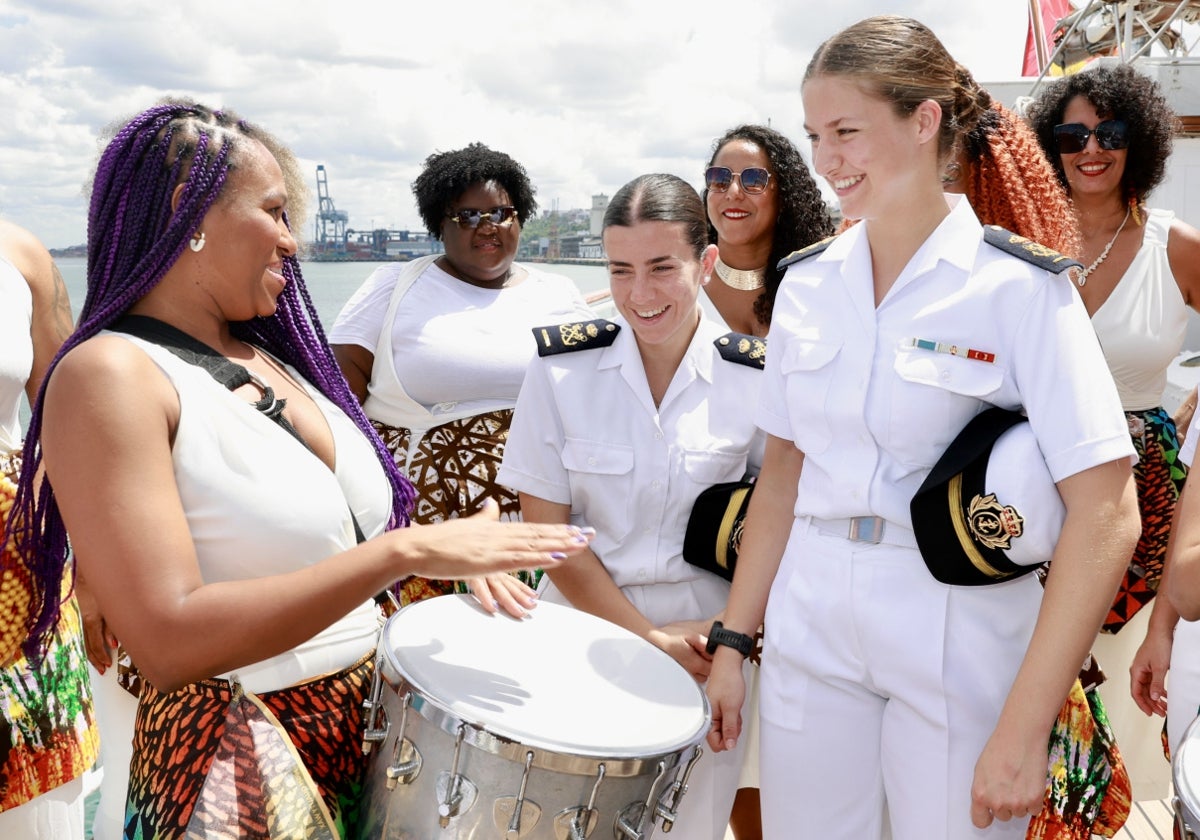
[113,314,366,543]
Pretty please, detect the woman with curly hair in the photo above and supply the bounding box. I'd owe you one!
[701,125,834,337]
[945,98,1131,840]
[1028,64,1200,785]
[331,143,592,613]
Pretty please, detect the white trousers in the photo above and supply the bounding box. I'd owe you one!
[758,519,1043,840]
[0,775,85,838]
[87,664,139,840]
[1170,618,1200,757]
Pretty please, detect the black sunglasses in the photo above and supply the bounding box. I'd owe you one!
[445,206,519,229]
[1052,120,1130,154]
[704,166,772,195]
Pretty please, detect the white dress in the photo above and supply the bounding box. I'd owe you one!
[499,315,765,840]
[756,197,1132,840]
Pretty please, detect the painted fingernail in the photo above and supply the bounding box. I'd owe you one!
[579,526,596,536]
[550,551,567,560]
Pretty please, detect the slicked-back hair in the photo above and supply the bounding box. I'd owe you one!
[703,125,834,326]
[1025,63,1176,204]
[805,15,991,164]
[412,143,538,239]
[963,104,1081,258]
[604,173,709,259]
[8,98,414,661]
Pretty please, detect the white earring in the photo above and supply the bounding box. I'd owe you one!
[189,232,206,253]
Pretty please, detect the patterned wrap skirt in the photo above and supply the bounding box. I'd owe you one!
[0,451,99,813]
[372,409,540,606]
[1103,407,1187,633]
[123,653,373,840]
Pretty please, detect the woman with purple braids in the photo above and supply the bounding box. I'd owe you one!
[5,98,590,839]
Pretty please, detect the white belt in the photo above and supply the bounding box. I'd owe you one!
[808,516,918,549]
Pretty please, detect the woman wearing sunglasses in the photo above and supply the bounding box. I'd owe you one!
[331,143,592,614]
[1028,65,1200,782]
[499,173,765,840]
[700,125,834,339]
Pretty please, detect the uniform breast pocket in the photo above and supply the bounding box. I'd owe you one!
[780,335,842,455]
[560,438,635,543]
[886,346,1004,465]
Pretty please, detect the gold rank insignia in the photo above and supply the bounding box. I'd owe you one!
[982,226,1083,275]
[966,492,1025,551]
[715,332,766,369]
[777,234,838,271]
[533,318,621,357]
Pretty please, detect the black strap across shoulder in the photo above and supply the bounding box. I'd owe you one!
[112,314,366,544]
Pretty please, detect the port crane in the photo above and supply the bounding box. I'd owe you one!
[314,165,349,256]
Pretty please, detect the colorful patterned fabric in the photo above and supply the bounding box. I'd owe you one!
[1103,407,1186,633]
[373,409,540,606]
[0,452,99,812]
[1027,680,1131,840]
[124,653,372,840]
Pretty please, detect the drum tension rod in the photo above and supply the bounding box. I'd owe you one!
[438,724,477,828]
[656,745,704,832]
[495,750,540,839]
[554,763,605,840]
[361,651,389,754]
[385,692,421,789]
[616,761,668,840]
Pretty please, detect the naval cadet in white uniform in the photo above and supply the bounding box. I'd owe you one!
[704,16,1139,840]
[499,173,765,840]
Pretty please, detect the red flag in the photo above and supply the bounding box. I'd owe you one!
[1023,0,1073,75]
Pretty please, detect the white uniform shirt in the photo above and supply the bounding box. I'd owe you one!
[0,257,33,452]
[760,196,1133,527]
[500,316,765,590]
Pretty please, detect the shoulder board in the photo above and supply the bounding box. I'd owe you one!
[982,226,1082,275]
[777,234,838,271]
[714,332,766,369]
[533,319,621,357]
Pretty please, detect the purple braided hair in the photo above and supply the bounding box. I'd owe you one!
[6,99,414,662]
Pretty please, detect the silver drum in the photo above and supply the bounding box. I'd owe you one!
[1177,713,1200,840]
[359,595,710,840]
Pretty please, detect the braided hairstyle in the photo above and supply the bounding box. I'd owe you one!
[8,99,414,661]
[961,101,1081,258]
[804,15,991,166]
[1024,63,1176,208]
[412,143,538,239]
[702,125,834,326]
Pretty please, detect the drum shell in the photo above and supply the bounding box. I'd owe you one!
[1175,713,1200,839]
[359,597,710,840]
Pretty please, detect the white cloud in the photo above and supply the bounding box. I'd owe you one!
[1,0,1042,248]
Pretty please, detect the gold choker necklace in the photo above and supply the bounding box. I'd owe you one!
[714,256,766,291]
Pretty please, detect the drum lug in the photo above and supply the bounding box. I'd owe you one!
[437,725,477,828]
[654,745,703,832]
[361,651,389,754]
[384,691,421,789]
[554,762,606,839]
[436,771,477,828]
[494,750,541,838]
[614,760,668,840]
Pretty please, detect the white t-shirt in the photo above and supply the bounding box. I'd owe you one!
[0,257,32,452]
[330,260,591,410]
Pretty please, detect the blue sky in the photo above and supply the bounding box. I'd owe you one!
[1,1,1039,249]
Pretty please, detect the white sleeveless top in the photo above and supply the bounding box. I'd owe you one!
[1091,208,1187,412]
[0,257,33,452]
[112,334,392,692]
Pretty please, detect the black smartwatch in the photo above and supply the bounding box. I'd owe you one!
[706,621,755,657]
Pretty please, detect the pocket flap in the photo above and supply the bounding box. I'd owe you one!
[780,335,841,373]
[684,449,745,484]
[894,346,1003,397]
[561,439,635,475]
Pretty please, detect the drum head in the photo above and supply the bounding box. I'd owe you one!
[380,595,709,758]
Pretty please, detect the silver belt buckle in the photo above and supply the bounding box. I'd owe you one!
[848,516,884,544]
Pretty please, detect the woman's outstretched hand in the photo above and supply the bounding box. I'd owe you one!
[397,499,592,582]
